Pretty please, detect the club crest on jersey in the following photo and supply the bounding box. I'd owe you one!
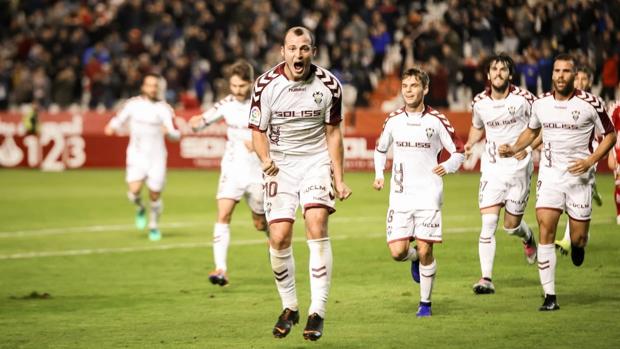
[426,128,434,139]
[508,106,517,117]
[313,91,323,105]
[571,110,580,122]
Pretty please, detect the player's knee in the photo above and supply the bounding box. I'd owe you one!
[253,217,267,232]
[390,249,409,261]
[217,212,232,224]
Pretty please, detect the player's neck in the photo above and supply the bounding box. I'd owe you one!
[490,86,510,100]
[405,103,425,113]
[554,88,575,101]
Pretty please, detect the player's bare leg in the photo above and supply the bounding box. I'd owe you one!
[416,240,435,317]
[209,199,237,286]
[615,172,620,225]
[567,217,589,267]
[252,211,268,236]
[474,205,500,294]
[127,180,146,230]
[503,211,537,264]
[303,208,331,341]
[536,208,561,311]
[555,220,571,256]
[147,189,162,241]
[388,238,420,283]
[269,221,298,338]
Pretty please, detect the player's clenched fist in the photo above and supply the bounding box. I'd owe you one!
[335,181,352,200]
[373,178,384,191]
[261,159,279,176]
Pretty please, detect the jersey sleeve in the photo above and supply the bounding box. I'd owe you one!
[592,97,615,136]
[161,103,180,139]
[437,118,465,174]
[375,117,394,153]
[472,104,484,129]
[202,96,230,125]
[108,100,133,130]
[528,101,541,129]
[248,76,272,132]
[324,79,343,125]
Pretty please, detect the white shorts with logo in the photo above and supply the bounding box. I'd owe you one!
[536,178,592,221]
[478,169,532,215]
[216,169,265,214]
[386,208,442,244]
[126,150,167,192]
[263,152,335,223]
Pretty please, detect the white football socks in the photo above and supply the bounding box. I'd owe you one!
[213,223,230,272]
[479,214,498,279]
[538,244,556,295]
[504,218,531,241]
[307,238,332,318]
[149,199,162,229]
[270,246,298,311]
[127,191,144,211]
[419,259,437,303]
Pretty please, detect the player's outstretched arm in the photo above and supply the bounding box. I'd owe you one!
[326,124,351,200]
[252,129,278,176]
[498,127,539,158]
[188,115,206,132]
[373,149,387,191]
[569,132,617,175]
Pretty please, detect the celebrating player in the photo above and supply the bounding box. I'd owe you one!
[373,67,464,317]
[249,26,351,341]
[464,53,537,295]
[499,54,616,311]
[104,73,180,241]
[189,60,267,287]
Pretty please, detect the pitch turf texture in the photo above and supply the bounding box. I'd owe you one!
[1,169,619,349]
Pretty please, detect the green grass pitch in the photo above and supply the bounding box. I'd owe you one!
[0,169,619,348]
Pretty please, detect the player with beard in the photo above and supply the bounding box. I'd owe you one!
[464,53,538,295]
[189,60,267,287]
[249,26,351,341]
[373,67,464,317]
[499,54,616,311]
[105,73,180,241]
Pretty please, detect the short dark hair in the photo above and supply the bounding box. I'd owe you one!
[576,65,593,80]
[487,53,515,77]
[227,60,254,82]
[401,67,429,89]
[554,53,576,70]
[283,26,315,46]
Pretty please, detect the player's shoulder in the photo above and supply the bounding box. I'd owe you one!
[532,92,553,106]
[313,64,342,97]
[509,85,537,105]
[574,89,606,113]
[381,107,405,128]
[471,89,489,108]
[213,94,236,109]
[425,106,456,130]
[155,100,175,114]
[253,63,284,91]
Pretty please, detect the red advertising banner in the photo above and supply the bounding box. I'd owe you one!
[0,109,612,172]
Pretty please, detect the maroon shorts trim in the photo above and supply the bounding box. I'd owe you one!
[269,218,295,225]
[386,236,414,245]
[480,203,504,211]
[415,237,443,244]
[566,214,591,222]
[217,197,241,203]
[504,208,524,217]
[536,207,563,213]
[303,203,336,215]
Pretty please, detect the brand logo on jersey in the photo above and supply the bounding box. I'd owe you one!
[249,106,261,125]
[313,91,323,105]
[508,105,517,117]
[274,110,321,118]
[289,87,306,92]
[571,110,580,122]
[425,128,434,139]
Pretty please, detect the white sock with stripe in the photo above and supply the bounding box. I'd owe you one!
[419,259,437,303]
[538,244,556,295]
[307,238,332,318]
[479,214,498,280]
[270,246,298,311]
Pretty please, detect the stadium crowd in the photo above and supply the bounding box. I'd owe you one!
[0,0,619,111]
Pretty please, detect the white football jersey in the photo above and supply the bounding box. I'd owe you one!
[202,94,261,177]
[530,89,615,184]
[376,106,465,210]
[109,96,177,158]
[472,85,536,175]
[248,62,343,156]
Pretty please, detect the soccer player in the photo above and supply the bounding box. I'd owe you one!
[553,65,604,253]
[464,53,537,295]
[373,67,465,317]
[610,104,620,225]
[189,60,267,287]
[499,54,616,311]
[104,73,180,241]
[249,26,351,341]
